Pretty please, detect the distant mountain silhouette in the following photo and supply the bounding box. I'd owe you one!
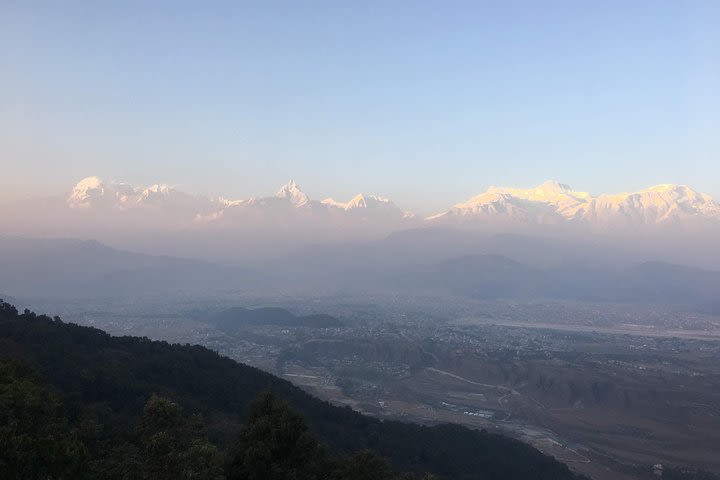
[0,236,262,298]
[3,235,720,309]
[394,254,547,299]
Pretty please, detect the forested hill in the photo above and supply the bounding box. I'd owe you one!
[0,301,583,480]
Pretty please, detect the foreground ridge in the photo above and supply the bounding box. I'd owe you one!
[0,300,582,480]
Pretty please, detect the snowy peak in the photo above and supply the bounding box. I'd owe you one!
[484,181,591,203]
[443,181,591,224]
[73,176,104,192]
[204,182,409,226]
[68,176,139,209]
[320,194,405,222]
[68,176,107,208]
[648,183,685,193]
[137,184,176,203]
[275,180,310,207]
[431,181,720,227]
[349,194,393,209]
[219,180,311,209]
[142,184,173,195]
[589,184,720,224]
[536,180,573,194]
[640,184,714,206]
[322,194,394,211]
[66,177,210,214]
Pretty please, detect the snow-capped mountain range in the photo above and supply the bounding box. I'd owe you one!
[63,176,720,230]
[68,176,210,212]
[428,181,720,228]
[322,193,392,211]
[66,177,408,223]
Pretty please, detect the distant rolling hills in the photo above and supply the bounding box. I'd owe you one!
[0,236,263,298]
[394,254,720,306]
[2,235,719,310]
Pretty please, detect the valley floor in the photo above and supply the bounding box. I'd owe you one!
[26,294,720,480]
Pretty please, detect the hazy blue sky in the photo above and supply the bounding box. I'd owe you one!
[2,1,719,213]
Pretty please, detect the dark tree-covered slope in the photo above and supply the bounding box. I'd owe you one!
[0,301,582,480]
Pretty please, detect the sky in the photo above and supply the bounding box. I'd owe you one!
[2,1,719,214]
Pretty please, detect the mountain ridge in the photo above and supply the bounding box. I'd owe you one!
[4,234,720,305]
[61,176,720,229]
[6,178,719,265]
[429,181,720,227]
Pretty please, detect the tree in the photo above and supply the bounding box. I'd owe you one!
[0,361,89,480]
[138,394,224,480]
[336,450,394,480]
[226,389,330,480]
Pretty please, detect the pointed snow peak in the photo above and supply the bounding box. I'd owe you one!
[276,179,300,194]
[348,194,370,208]
[275,179,310,206]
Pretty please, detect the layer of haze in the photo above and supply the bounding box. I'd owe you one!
[2,1,719,213]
